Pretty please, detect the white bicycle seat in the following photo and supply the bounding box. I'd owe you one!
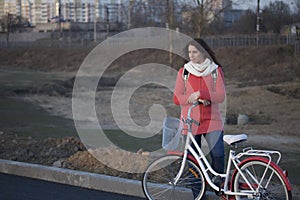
[223,134,247,145]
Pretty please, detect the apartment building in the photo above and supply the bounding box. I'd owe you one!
[0,0,38,25]
[0,0,18,19]
[1,0,232,28]
[0,0,121,26]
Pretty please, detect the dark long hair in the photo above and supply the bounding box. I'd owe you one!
[184,38,222,69]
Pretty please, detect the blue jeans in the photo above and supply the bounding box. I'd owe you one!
[190,130,225,174]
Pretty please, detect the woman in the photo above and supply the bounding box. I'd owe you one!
[173,38,226,175]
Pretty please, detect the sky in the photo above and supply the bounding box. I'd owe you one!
[233,0,296,12]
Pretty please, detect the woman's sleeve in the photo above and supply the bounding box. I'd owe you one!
[199,67,226,103]
[173,68,189,105]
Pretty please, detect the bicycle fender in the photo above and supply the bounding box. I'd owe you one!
[231,156,292,191]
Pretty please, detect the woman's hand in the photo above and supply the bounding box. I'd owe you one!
[198,99,211,106]
[187,91,200,103]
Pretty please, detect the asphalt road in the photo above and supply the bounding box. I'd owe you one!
[0,173,146,200]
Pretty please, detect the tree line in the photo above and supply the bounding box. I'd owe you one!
[1,0,300,38]
[128,0,300,37]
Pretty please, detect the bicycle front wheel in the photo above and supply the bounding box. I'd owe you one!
[142,154,206,200]
[232,158,292,200]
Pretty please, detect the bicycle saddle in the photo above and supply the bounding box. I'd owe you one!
[223,134,247,145]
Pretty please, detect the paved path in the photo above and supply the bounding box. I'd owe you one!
[0,173,146,200]
[0,159,219,200]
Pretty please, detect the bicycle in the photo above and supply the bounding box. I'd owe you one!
[142,101,292,200]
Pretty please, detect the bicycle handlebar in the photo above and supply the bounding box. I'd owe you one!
[190,118,200,126]
[185,100,203,126]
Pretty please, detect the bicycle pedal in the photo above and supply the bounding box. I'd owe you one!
[212,176,224,196]
[215,190,223,196]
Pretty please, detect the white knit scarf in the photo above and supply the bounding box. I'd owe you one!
[184,58,218,77]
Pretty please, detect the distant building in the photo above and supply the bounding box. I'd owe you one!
[0,0,17,20]
[0,0,243,30]
[281,23,300,37]
[223,9,245,28]
[0,0,122,26]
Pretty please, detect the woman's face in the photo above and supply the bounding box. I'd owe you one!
[188,44,205,64]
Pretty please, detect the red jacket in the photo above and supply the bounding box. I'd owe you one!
[173,67,226,135]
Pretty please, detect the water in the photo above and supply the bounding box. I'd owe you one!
[0,97,77,139]
[0,66,74,90]
[0,66,76,139]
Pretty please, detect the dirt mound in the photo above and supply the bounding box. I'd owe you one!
[0,131,153,180]
[0,132,85,165]
[0,47,92,71]
[63,147,153,180]
[266,84,300,99]
[216,45,299,86]
[1,45,298,86]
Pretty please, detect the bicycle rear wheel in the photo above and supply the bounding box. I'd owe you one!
[232,158,292,200]
[142,154,206,200]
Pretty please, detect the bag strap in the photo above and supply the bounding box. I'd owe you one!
[211,69,218,91]
[182,68,218,92]
[183,68,189,94]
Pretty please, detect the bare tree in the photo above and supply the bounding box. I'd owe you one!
[0,13,17,47]
[294,0,300,13]
[292,0,300,23]
[0,13,29,47]
[261,1,292,33]
[126,0,183,29]
[181,0,232,37]
[128,0,167,28]
[230,10,257,34]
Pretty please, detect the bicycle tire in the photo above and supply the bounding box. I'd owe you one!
[142,154,206,200]
[232,158,292,200]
